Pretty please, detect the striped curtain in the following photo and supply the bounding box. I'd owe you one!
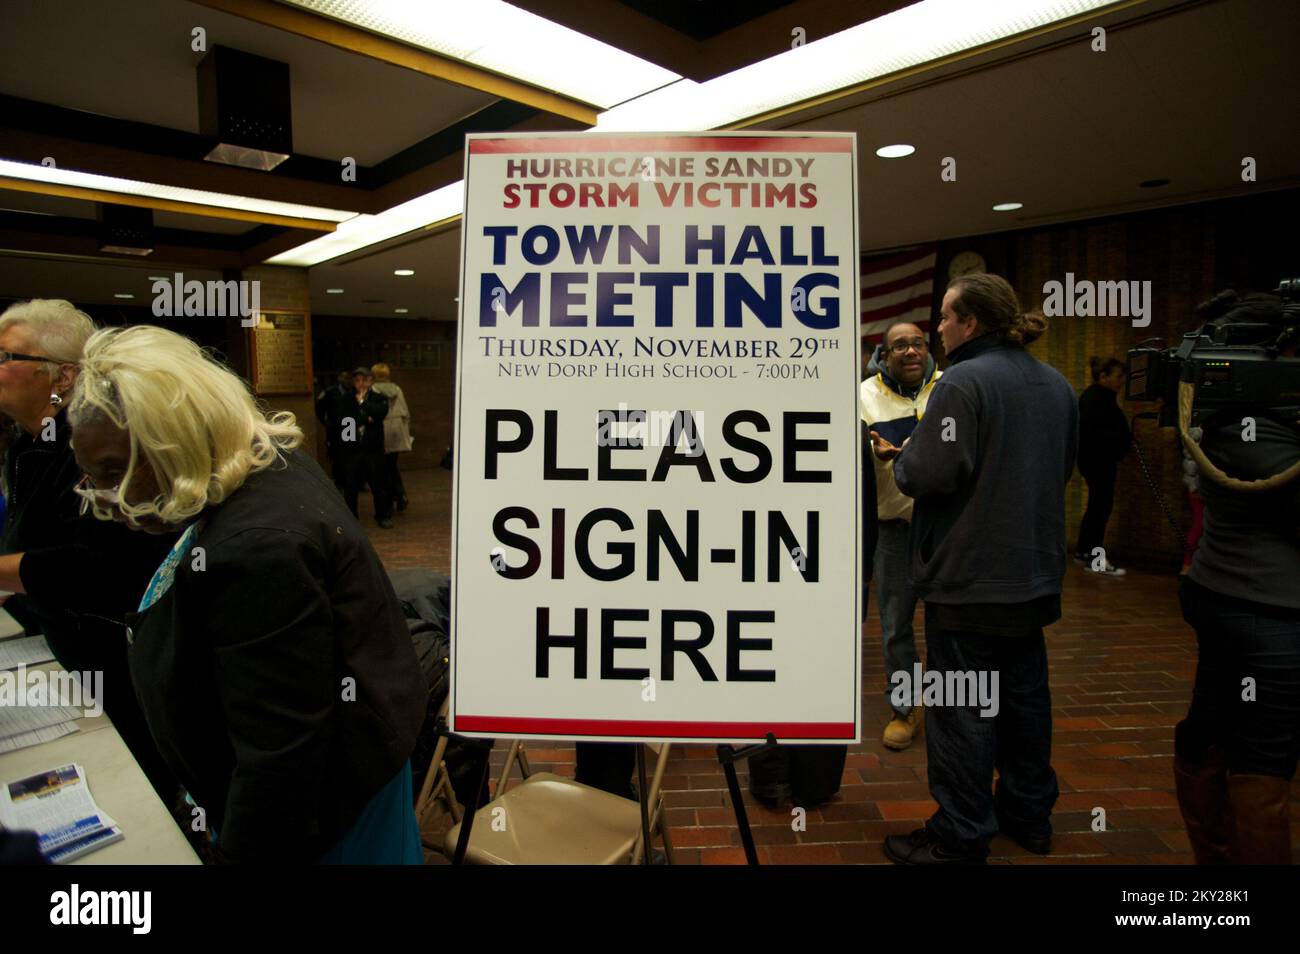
[860,246,938,344]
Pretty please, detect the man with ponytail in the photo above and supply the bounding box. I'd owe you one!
[881,273,1077,864]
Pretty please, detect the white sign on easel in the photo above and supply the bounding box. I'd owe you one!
[451,131,861,744]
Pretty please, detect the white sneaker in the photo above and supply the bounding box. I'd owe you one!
[1084,561,1126,577]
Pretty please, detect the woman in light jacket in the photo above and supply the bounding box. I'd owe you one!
[371,363,412,512]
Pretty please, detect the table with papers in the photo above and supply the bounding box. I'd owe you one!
[0,606,199,864]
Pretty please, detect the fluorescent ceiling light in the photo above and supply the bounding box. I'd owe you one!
[597,0,1116,130]
[114,293,134,299]
[0,159,355,224]
[264,0,1105,266]
[326,287,345,293]
[876,144,916,158]
[992,202,1024,211]
[394,269,415,276]
[394,308,409,314]
[281,0,678,109]
[267,180,464,267]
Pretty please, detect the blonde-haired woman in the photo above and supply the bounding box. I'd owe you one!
[68,325,426,864]
[370,363,412,512]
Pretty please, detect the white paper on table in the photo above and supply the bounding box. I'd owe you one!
[0,704,84,739]
[0,762,119,854]
[0,722,78,754]
[0,635,54,670]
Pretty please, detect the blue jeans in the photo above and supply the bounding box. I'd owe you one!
[923,609,1058,857]
[1177,577,1300,778]
[874,520,920,717]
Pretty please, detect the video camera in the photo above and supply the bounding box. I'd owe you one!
[1126,278,1300,427]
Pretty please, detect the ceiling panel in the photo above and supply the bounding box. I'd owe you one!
[0,0,499,165]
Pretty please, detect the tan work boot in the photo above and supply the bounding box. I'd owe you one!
[883,708,921,751]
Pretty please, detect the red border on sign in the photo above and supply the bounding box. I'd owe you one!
[468,137,851,154]
[453,715,856,739]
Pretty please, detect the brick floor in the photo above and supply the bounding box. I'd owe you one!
[371,467,1300,865]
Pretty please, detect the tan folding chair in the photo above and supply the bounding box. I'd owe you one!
[443,741,675,865]
[414,698,462,841]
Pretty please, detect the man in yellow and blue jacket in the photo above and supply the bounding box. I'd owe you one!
[860,321,941,750]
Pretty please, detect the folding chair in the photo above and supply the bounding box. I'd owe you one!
[443,741,675,865]
[413,698,462,840]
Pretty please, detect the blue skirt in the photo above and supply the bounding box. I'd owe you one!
[319,762,423,865]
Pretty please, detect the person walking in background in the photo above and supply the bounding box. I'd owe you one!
[880,273,1077,865]
[335,366,393,528]
[1074,356,1131,576]
[315,370,352,495]
[370,363,412,513]
[862,320,942,750]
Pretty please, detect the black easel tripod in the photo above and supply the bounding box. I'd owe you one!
[716,733,779,866]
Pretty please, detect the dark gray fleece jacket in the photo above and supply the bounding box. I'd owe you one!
[893,334,1078,605]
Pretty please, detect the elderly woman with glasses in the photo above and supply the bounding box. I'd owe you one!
[68,324,426,864]
[0,300,179,800]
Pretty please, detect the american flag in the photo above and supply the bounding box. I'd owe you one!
[860,246,937,345]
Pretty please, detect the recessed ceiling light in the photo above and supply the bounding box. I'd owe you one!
[326,288,344,294]
[394,269,415,276]
[113,293,134,299]
[395,308,409,314]
[875,144,915,159]
[1139,178,1171,188]
[992,202,1023,212]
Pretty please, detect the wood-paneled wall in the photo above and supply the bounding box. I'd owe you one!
[935,188,1300,568]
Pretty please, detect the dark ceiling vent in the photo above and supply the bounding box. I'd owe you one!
[198,45,293,171]
[98,204,154,256]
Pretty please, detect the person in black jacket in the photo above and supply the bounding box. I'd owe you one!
[314,370,352,494]
[335,366,394,528]
[1173,291,1300,865]
[67,325,427,864]
[1074,356,1131,575]
[882,273,1077,865]
[0,299,178,803]
[746,410,879,809]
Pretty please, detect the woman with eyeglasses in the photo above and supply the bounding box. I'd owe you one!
[0,300,179,802]
[68,324,426,864]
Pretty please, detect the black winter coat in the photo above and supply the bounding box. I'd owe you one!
[334,390,389,456]
[2,411,179,797]
[123,448,426,863]
[1077,383,1130,473]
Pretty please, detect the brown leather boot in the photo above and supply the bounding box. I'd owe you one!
[1174,749,1231,864]
[1226,773,1292,865]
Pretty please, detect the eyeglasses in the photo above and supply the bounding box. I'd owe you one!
[73,473,121,509]
[887,338,928,355]
[0,350,58,365]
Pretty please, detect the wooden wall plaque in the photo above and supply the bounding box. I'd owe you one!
[248,310,313,395]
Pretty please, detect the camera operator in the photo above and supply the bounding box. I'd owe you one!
[1174,290,1300,865]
